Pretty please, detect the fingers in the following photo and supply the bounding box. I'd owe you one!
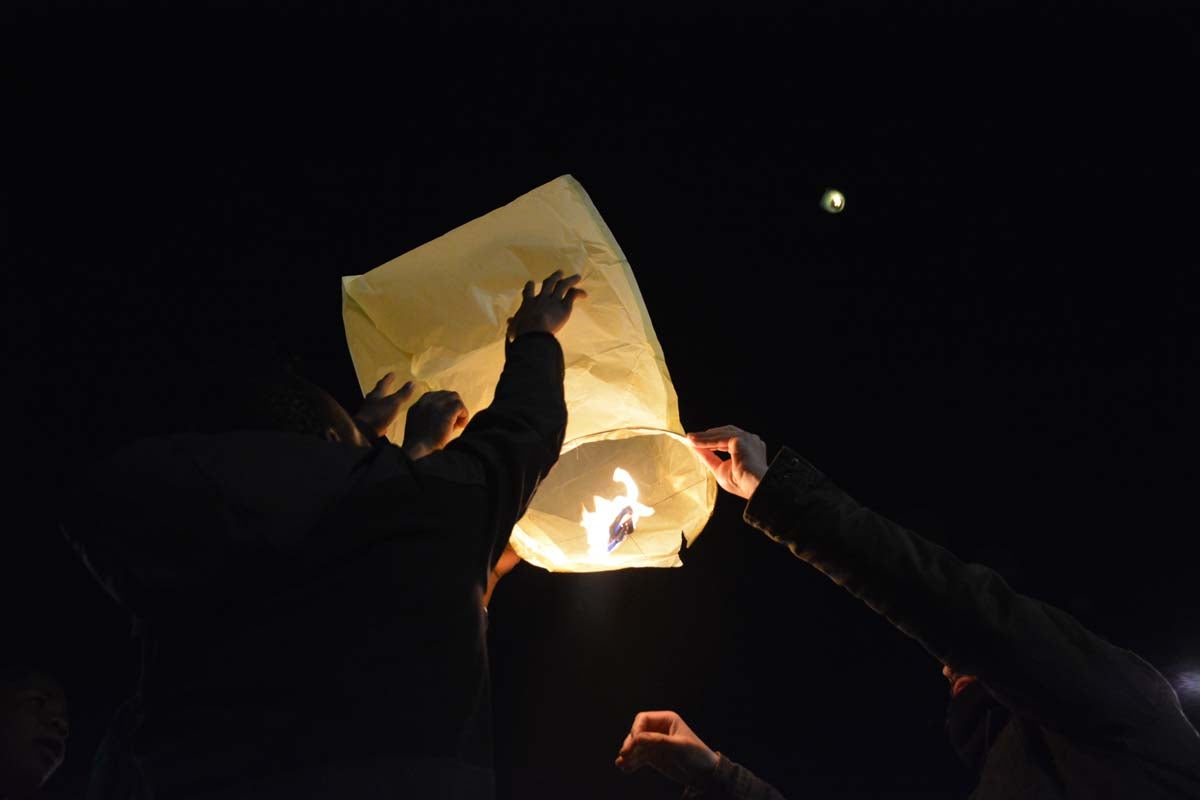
[633,731,674,748]
[508,271,585,340]
[688,435,735,451]
[365,372,395,399]
[417,389,463,408]
[618,713,680,774]
[563,286,587,312]
[687,425,749,450]
[411,390,467,421]
[535,270,588,302]
[630,710,678,736]
[615,731,638,772]
[367,373,415,402]
[538,270,565,297]
[366,372,395,398]
[551,273,582,299]
[619,731,675,771]
[394,380,415,402]
[430,392,467,431]
[616,741,642,771]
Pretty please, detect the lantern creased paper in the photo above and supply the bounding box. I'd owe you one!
[341,175,716,572]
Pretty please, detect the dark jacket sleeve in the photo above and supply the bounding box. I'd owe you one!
[59,331,566,615]
[412,330,567,574]
[743,446,1197,749]
[681,753,787,800]
[296,329,566,589]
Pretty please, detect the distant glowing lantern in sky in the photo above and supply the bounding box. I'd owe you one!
[820,188,846,214]
[341,175,716,572]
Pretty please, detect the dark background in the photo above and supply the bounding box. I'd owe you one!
[6,3,1199,798]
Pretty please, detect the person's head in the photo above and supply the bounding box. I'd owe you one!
[0,666,68,797]
[240,368,369,448]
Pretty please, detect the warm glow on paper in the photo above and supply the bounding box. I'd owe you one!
[341,175,716,571]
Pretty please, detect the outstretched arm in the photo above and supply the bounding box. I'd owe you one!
[409,270,586,579]
[60,273,584,617]
[691,426,1194,749]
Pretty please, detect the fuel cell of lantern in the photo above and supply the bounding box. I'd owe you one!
[608,506,635,552]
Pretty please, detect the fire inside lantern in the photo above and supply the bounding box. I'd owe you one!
[580,468,655,556]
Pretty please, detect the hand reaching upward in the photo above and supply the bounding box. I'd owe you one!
[506,270,587,341]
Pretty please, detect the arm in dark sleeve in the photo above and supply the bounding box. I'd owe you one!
[404,330,566,574]
[246,331,564,577]
[743,446,1187,743]
[60,333,566,613]
[682,753,788,800]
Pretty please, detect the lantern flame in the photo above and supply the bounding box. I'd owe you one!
[581,468,655,555]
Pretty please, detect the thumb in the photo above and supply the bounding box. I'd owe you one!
[621,731,670,771]
[693,447,725,475]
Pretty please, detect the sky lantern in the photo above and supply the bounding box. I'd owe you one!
[820,188,846,214]
[341,175,716,572]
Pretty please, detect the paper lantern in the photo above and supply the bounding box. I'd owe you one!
[341,175,715,572]
[820,188,846,213]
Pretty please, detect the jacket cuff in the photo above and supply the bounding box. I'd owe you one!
[681,752,732,797]
[743,446,826,534]
[507,329,565,369]
[508,329,560,346]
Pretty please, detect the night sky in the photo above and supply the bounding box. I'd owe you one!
[8,4,1200,798]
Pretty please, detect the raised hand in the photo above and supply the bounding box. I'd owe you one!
[354,372,415,439]
[402,390,469,460]
[506,270,587,341]
[688,425,769,500]
[615,710,719,788]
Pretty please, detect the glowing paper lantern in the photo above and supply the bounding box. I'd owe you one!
[820,188,846,213]
[341,175,716,572]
